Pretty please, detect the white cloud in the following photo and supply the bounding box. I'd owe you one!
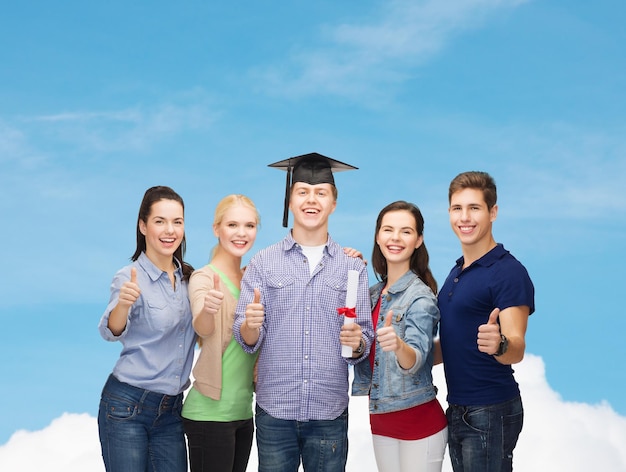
[1,354,624,471]
[256,0,529,100]
[0,413,104,471]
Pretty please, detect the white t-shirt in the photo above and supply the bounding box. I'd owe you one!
[300,244,325,275]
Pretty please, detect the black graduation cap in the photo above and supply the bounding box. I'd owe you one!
[268,152,358,227]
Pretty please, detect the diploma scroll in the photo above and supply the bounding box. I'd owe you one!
[339,270,360,358]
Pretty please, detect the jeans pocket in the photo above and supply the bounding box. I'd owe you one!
[463,406,490,434]
[103,396,138,421]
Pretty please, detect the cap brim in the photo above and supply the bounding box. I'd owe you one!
[268,152,358,173]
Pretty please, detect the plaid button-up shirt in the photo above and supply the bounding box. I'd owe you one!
[234,232,373,421]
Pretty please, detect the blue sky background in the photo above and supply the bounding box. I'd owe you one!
[1,0,625,450]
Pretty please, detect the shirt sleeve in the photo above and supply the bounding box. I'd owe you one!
[493,259,535,315]
[401,293,439,375]
[98,266,134,341]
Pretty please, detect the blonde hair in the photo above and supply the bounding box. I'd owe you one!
[213,194,260,227]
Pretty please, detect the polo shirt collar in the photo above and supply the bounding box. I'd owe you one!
[456,243,507,270]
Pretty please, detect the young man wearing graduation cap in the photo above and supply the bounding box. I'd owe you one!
[233,153,374,472]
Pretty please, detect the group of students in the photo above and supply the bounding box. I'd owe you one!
[97,153,535,472]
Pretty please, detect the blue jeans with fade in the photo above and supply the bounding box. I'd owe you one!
[255,404,349,472]
[98,374,187,472]
[446,395,523,472]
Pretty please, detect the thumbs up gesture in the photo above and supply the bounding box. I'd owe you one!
[244,288,265,330]
[377,310,400,352]
[118,267,141,308]
[477,307,501,355]
[203,272,224,316]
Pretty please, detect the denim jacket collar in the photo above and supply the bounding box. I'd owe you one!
[371,270,420,305]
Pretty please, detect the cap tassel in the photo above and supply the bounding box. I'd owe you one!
[282,161,292,227]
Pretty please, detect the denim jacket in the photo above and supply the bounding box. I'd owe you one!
[352,270,440,414]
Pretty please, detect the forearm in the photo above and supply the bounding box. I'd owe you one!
[432,339,443,365]
[193,309,216,337]
[494,335,525,365]
[107,304,130,336]
[240,320,260,346]
[395,340,418,370]
[494,305,530,364]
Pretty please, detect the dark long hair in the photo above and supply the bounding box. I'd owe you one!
[131,186,194,281]
[371,201,438,295]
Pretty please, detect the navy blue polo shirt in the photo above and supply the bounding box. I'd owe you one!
[438,244,535,405]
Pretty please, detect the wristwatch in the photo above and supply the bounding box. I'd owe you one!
[494,334,508,357]
[353,338,365,356]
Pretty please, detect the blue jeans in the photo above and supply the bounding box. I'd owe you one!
[98,374,187,472]
[446,396,523,472]
[255,404,348,472]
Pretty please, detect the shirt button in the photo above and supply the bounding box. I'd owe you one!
[305,355,309,360]
[454,278,459,283]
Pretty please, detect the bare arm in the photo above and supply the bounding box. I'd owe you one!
[477,306,530,364]
[432,338,443,365]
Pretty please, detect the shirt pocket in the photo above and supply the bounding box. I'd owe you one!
[145,298,176,332]
[323,276,348,294]
[266,273,297,309]
[323,276,349,321]
[384,302,409,338]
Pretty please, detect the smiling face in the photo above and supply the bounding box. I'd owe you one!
[213,203,258,258]
[289,182,337,232]
[449,187,497,250]
[139,198,185,266]
[376,210,423,269]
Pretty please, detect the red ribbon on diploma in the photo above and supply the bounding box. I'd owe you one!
[337,307,356,318]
